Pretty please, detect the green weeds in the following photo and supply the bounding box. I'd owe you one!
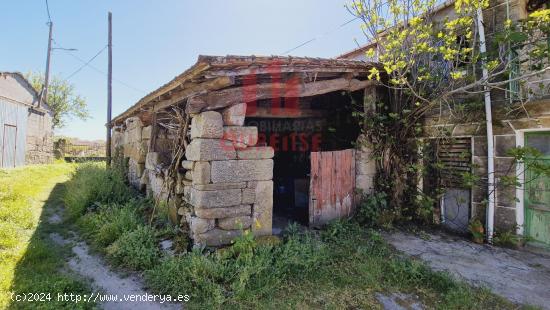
[78,202,141,248]
[63,163,134,220]
[0,163,93,309]
[64,164,520,309]
[107,225,160,270]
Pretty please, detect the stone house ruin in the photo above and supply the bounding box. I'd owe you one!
[112,56,379,246]
[340,0,550,247]
[0,72,54,168]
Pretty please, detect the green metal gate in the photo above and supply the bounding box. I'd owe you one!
[524,132,550,248]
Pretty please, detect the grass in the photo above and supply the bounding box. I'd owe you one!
[0,163,93,309]
[106,225,161,270]
[260,223,509,309]
[63,163,527,309]
[78,202,142,248]
[63,162,134,221]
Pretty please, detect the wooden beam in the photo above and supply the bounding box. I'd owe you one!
[154,76,234,112]
[245,107,327,119]
[204,66,372,79]
[149,112,157,152]
[139,110,153,126]
[186,78,375,114]
[111,62,211,123]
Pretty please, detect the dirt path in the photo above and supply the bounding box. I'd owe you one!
[48,209,181,310]
[375,292,424,310]
[385,231,550,309]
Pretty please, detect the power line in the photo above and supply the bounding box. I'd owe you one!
[282,38,317,56]
[45,0,52,23]
[53,39,146,94]
[112,77,146,94]
[281,1,400,55]
[65,45,107,80]
[281,16,360,55]
[43,2,145,103]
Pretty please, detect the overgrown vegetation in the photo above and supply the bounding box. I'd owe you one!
[63,164,522,309]
[468,219,485,244]
[493,229,530,249]
[63,163,134,221]
[78,202,142,248]
[0,163,92,309]
[347,0,550,230]
[107,225,161,270]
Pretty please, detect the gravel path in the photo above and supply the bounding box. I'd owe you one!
[48,213,182,310]
[385,231,550,309]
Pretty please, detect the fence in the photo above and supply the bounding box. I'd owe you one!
[56,141,106,162]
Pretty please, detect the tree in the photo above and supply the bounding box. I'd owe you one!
[347,0,550,223]
[27,72,90,129]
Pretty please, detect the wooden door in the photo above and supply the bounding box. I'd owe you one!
[524,132,550,248]
[309,149,355,226]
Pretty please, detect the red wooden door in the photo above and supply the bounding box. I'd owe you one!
[309,149,356,226]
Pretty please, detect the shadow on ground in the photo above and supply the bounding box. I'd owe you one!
[9,176,181,310]
[9,182,93,309]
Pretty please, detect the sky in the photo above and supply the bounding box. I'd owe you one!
[0,1,366,141]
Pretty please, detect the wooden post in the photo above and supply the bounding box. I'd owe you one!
[106,12,113,167]
[40,21,53,108]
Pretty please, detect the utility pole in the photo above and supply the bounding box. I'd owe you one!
[106,12,113,167]
[476,7,495,243]
[40,21,53,108]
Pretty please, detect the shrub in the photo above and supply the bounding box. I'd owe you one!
[356,192,390,227]
[413,194,435,224]
[64,163,134,220]
[320,219,362,243]
[106,225,160,270]
[468,219,485,243]
[222,231,280,300]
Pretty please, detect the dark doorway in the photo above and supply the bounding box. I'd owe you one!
[245,90,363,226]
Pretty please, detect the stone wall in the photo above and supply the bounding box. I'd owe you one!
[116,102,274,247]
[355,135,376,196]
[123,117,149,190]
[25,110,53,164]
[184,107,274,246]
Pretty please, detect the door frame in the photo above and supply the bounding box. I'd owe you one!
[514,127,550,236]
[433,135,474,232]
